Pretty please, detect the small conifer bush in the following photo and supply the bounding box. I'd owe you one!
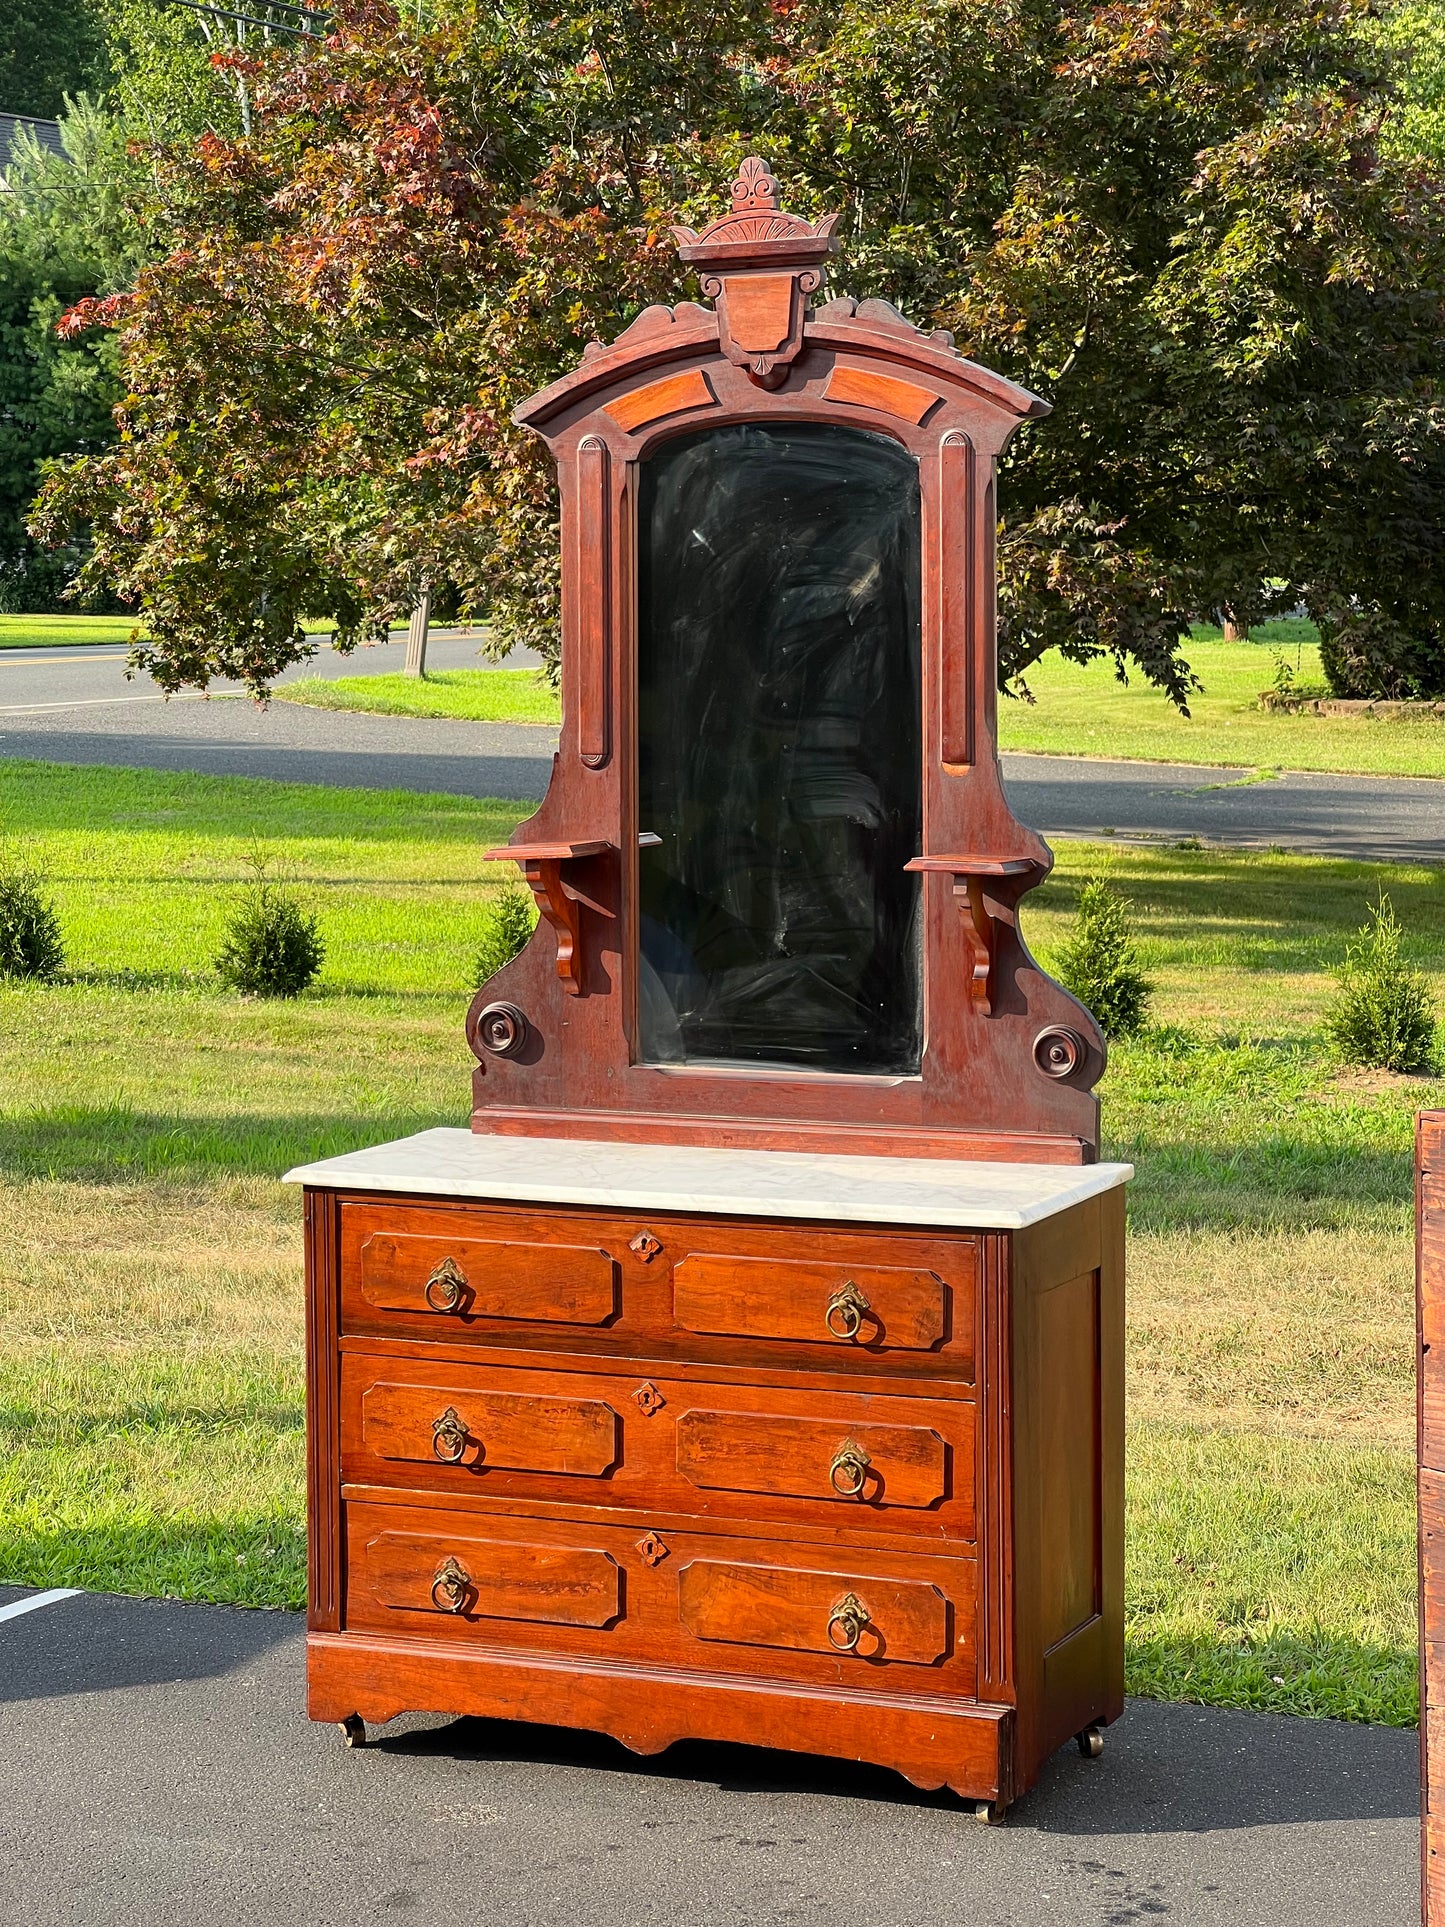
[215,861,324,997]
[0,856,64,981]
[1053,876,1153,1039]
[475,883,536,985]
[1324,893,1438,1074]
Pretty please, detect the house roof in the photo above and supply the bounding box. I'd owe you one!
[0,111,65,177]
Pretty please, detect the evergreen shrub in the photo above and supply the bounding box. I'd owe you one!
[215,862,324,997]
[1324,893,1438,1073]
[0,856,64,981]
[1053,876,1153,1039]
[475,883,536,986]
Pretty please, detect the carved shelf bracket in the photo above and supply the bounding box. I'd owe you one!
[905,855,1044,1017]
[485,840,609,996]
[485,835,660,998]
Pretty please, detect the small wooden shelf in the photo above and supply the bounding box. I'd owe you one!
[904,856,1041,877]
[485,840,611,864]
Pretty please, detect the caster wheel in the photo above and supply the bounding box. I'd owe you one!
[1077,1725,1104,1760]
[973,1800,1004,1826]
[339,1715,366,1749]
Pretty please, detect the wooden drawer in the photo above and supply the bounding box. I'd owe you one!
[354,1227,617,1326]
[337,1199,976,1383]
[341,1354,975,1543]
[673,1255,943,1350]
[343,1500,977,1695]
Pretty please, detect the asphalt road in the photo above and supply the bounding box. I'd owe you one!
[0,1586,1417,1927]
[2,639,1443,858]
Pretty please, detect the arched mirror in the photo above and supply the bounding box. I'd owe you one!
[636,421,923,1074]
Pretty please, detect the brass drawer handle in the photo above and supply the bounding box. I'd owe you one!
[430,1555,470,1614]
[826,1591,869,1653]
[829,1440,872,1498]
[431,1406,468,1463]
[825,1279,869,1340]
[424,1256,467,1312]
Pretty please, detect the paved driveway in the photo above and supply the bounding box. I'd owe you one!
[2,640,1443,859]
[0,1586,1417,1927]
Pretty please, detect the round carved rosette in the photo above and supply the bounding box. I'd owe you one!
[476,1001,529,1059]
[1033,1025,1087,1080]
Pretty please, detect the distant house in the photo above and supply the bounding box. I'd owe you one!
[0,112,65,187]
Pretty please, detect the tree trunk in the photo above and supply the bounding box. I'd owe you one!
[1221,606,1249,642]
[404,587,431,677]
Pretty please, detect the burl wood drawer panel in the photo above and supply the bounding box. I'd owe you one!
[343,1500,977,1695]
[337,1199,976,1382]
[340,1354,975,1543]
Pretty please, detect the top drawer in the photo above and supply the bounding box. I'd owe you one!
[335,1199,977,1382]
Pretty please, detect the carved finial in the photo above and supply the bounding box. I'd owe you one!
[672,156,842,388]
[731,156,779,214]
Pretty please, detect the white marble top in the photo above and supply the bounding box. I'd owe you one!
[283,1128,1131,1230]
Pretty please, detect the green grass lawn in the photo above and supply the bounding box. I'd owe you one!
[0,761,1435,1726]
[0,614,138,649]
[273,667,560,724]
[1000,622,1445,777]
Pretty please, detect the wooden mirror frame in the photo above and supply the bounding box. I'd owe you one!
[468,159,1106,1165]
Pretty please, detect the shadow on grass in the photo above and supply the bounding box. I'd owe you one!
[0,1104,460,1183]
[1035,849,1445,964]
[1118,1138,1414,1231]
[1126,1632,1417,1729]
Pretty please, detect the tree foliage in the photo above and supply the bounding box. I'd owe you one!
[0,0,108,119]
[214,859,325,996]
[1372,2,1445,169]
[0,854,65,982]
[475,882,536,987]
[0,96,142,610]
[30,0,1445,699]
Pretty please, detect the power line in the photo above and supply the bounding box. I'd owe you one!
[167,0,331,40]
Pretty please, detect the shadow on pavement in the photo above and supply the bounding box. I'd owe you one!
[0,1590,300,1706]
[373,1695,1419,1836]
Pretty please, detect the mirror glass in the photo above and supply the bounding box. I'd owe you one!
[637,421,922,1074]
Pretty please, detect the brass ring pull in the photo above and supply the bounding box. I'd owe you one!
[829,1441,872,1498]
[431,1406,468,1463]
[430,1555,470,1614]
[424,1256,467,1312]
[826,1591,869,1653]
[825,1279,870,1340]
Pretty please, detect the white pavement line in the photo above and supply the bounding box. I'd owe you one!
[0,653,131,667]
[0,695,175,714]
[0,1588,83,1625]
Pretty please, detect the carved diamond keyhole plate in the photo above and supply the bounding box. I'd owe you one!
[636,1532,670,1567]
[632,1380,666,1417]
[629,1230,662,1263]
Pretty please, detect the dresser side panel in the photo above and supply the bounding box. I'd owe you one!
[305,1187,343,1632]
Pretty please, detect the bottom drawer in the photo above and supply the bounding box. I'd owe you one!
[344,1500,977,1697]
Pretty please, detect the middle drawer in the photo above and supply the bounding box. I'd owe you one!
[340,1352,976,1545]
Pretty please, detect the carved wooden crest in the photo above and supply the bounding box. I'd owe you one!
[671,157,839,388]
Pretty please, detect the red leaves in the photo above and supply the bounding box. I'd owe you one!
[404,403,497,471]
[56,292,134,339]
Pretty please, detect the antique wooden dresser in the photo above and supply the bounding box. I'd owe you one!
[288,159,1129,1821]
